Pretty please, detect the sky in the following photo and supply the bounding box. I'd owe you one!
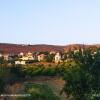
[0,0,100,45]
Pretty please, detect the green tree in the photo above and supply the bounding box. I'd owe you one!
[60,48,100,100]
[46,54,55,62]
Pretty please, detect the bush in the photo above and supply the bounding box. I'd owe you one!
[17,83,60,100]
[11,64,58,77]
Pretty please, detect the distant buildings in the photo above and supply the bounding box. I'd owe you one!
[2,48,99,65]
[0,51,63,64]
[15,52,35,65]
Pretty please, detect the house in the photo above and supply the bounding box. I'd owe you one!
[0,53,2,57]
[15,61,26,65]
[38,54,45,61]
[54,52,61,63]
[19,52,24,57]
[26,52,32,56]
[50,51,56,54]
[20,52,34,61]
[20,56,34,61]
[3,54,9,61]
[74,49,79,54]
[0,53,9,60]
[15,52,35,65]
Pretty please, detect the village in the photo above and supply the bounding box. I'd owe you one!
[0,47,98,65]
[0,51,62,65]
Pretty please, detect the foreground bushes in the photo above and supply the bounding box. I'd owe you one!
[10,64,59,77]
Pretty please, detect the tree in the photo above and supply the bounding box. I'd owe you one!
[60,48,100,100]
[46,54,55,62]
[0,78,5,94]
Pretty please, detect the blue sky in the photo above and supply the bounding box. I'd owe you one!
[0,0,100,45]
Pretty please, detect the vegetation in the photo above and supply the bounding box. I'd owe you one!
[46,54,55,62]
[17,83,60,100]
[0,64,7,94]
[1,48,100,100]
[0,78,5,94]
[10,64,58,77]
[60,48,100,100]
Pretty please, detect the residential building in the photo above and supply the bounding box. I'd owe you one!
[15,61,26,65]
[3,54,9,61]
[20,52,34,61]
[0,53,2,57]
[50,51,56,54]
[38,54,45,61]
[54,52,61,63]
[19,52,24,57]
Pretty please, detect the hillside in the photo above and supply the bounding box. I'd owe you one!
[0,43,100,54]
[0,43,64,54]
[64,44,100,52]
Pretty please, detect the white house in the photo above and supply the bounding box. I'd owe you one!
[54,53,61,63]
[0,53,12,61]
[50,51,56,54]
[19,52,24,56]
[20,52,34,61]
[20,56,34,61]
[0,53,2,57]
[15,61,26,65]
[74,49,79,54]
[3,54,9,61]
[38,54,45,61]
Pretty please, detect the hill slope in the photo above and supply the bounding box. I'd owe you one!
[0,43,64,54]
[0,43,100,54]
